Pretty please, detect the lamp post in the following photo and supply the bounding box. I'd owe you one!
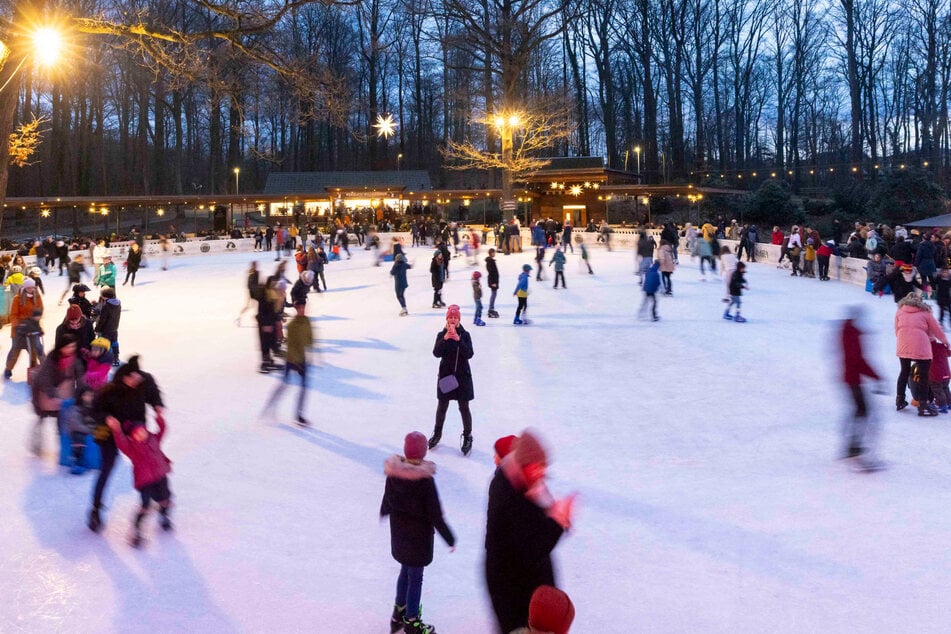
[493,112,523,220]
[397,153,403,171]
[634,145,641,176]
[233,167,240,195]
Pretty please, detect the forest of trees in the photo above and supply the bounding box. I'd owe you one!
[2,0,949,200]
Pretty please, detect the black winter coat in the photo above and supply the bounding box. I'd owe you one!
[875,269,922,303]
[68,295,94,320]
[430,258,444,289]
[126,249,142,272]
[380,456,455,567]
[96,299,121,337]
[433,327,474,401]
[485,256,499,288]
[890,241,915,264]
[55,318,95,351]
[484,467,564,633]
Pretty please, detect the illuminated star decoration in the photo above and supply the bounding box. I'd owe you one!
[570,184,583,197]
[374,114,397,139]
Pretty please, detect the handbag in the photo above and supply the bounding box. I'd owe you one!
[437,347,461,394]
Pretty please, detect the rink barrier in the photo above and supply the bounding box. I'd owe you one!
[2,233,873,288]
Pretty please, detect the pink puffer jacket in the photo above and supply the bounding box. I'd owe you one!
[894,305,948,359]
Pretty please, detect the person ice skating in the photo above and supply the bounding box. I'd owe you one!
[723,262,749,322]
[59,387,96,474]
[68,284,94,320]
[493,435,517,466]
[816,240,836,281]
[875,263,921,303]
[290,270,312,307]
[549,247,566,289]
[105,409,173,547]
[635,232,655,285]
[472,271,485,326]
[55,303,95,353]
[929,338,951,413]
[391,253,412,316]
[509,585,576,634]
[485,429,575,634]
[576,236,593,274]
[256,278,283,373]
[123,243,142,286]
[658,240,675,296]
[30,337,82,455]
[719,245,737,303]
[89,356,166,533]
[381,432,456,634]
[95,287,122,366]
[936,268,951,328]
[97,255,117,292]
[260,301,314,426]
[697,234,714,280]
[514,264,531,325]
[639,260,661,322]
[4,278,44,380]
[485,248,500,318]
[59,254,87,305]
[91,240,108,285]
[83,337,115,390]
[893,293,948,415]
[428,305,475,455]
[430,251,446,309]
[840,305,884,468]
[534,244,546,281]
[237,261,261,326]
[787,227,803,276]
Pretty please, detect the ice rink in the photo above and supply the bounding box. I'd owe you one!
[2,241,950,633]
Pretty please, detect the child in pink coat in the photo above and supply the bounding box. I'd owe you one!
[82,337,114,390]
[106,415,173,547]
[928,339,951,413]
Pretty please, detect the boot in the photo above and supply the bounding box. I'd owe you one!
[159,507,173,532]
[399,308,408,316]
[461,434,473,456]
[390,605,406,633]
[427,432,441,449]
[896,397,908,411]
[403,616,436,634]
[88,506,103,533]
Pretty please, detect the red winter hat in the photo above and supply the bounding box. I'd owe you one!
[446,304,461,320]
[528,585,575,634]
[66,305,82,320]
[515,429,548,467]
[494,435,518,460]
[404,432,428,461]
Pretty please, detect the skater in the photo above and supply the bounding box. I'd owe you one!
[430,251,446,309]
[94,287,121,366]
[840,305,883,467]
[67,284,94,320]
[486,248,500,318]
[30,337,82,455]
[787,227,803,276]
[534,244,546,281]
[381,432,455,634]
[260,300,314,426]
[105,408,173,547]
[893,293,947,414]
[577,236,593,274]
[561,222,573,254]
[719,245,737,302]
[390,253,411,316]
[875,263,922,303]
[237,261,261,326]
[88,355,166,533]
[255,278,283,373]
[428,305,475,456]
[54,304,95,352]
[59,254,87,305]
[122,243,142,286]
[639,260,661,321]
[929,338,951,413]
[59,386,96,474]
[723,262,749,322]
[91,240,108,285]
[658,240,675,296]
[513,264,531,325]
[549,247,566,289]
[936,268,951,328]
[4,279,44,380]
[313,247,328,291]
[802,239,817,278]
[697,234,714,280]
[96,256,117,293]
[635,232,655,285]
[82,337,115,390]
[471,271,485,326]
[485,429,575,634]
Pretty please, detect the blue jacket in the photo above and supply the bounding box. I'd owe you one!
[390,259,410,291]
[643,261,662,294]
[549,250,566,271]
[514,271,530,297]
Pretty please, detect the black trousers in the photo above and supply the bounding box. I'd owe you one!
[553,271,565,288]
[434,398,472,438]
[92,440,118,509]
[897,357,931,404]
[661,272,672,293]
[515,297,527,319]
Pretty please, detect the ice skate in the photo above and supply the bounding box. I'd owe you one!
[130,529,144,548]
[734,315,747,323]
[514,317,523,325]
[487,310,499,318]
[390,605,406,633]
[296,415,310,427]
[160,508,173,531]
[474,319,486,326]
[87,507,103,533]
[402,616,436,634]
[723,312,733,320]
[427,432,441,449]
[399,308,408,316]
[461,434,473,456]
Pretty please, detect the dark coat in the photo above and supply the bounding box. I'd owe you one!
[729,270,747,296]
[92,372,163,441]
[96,298,122,338]
[31,351,83,416]
[915,240,937,275]
[890,240,914,264]
[485,256,500,288]
[430,257,444,289]
[55,318,95,351]
[485,466,564,633]
[126,248,142,272]
[433,327,474,401]
[875,269,922,303]
[290,280,309,306]
[68,294,94,320]
[380,456,455,567]
[390,259,410,291]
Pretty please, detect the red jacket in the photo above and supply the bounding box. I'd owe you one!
[842,320,880,386]
[112,418,171,489]
[817,243,833,257]
[929,340,951,381]
[771,230,785,245]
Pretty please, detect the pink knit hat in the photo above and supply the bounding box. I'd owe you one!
[446,304,461,320]
[404,432,428,461]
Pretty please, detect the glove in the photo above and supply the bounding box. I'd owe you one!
[877,291,884,297]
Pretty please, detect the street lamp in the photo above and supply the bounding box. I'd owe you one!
[634,146,641,176]
[397,153,403,171]
[0,26,66,94]
[491,111,523,220]
[233,167,240,194]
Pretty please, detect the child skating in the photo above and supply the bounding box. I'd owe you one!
[514,264,531,325]
[639,261,661,321]
[472,271,485,326]
[549,247,566,288]
[576,236,593,274]
[724,262,749,322]
[105,414,173,547]
[381,431,455,634]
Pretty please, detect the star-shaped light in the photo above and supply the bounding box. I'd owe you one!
[570,185,583,197]
[374,114,397,139]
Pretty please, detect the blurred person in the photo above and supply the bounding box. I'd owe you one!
[260,301,313,426]
[4,278,44,380]
[30,336,83,455]
[485,429,575,634]
[840,305,884,471]
[122,242,142,286]
[237,261,261,326]
[493,435,518,467]
[472,271,485,325]
[549,247,566,289]
[381,432,455,634]
[59,254,88,305]
[54,303,95,352]
[638,260,661,322]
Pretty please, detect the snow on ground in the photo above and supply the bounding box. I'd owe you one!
[2,242,950,633]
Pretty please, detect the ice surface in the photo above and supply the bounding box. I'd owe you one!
[2,244,950,633]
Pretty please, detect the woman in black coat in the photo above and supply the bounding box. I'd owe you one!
[430,251,445,308]
[428,304,474,455]
[123,243,143,286]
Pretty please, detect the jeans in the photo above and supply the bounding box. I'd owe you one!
[265,362,308,417]
[553,271,565,288]
[395,565,425,619]
[92,440,118,509]
[474,299,483,321]
[396,288,407,309]
[434,398,472,438]
[488,287,498,312]
[661,272,672,293]
[725,296,742,314]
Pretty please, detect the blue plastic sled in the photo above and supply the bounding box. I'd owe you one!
[866,279,891,294]
[381,254,394,262]
[58,433,102,470]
